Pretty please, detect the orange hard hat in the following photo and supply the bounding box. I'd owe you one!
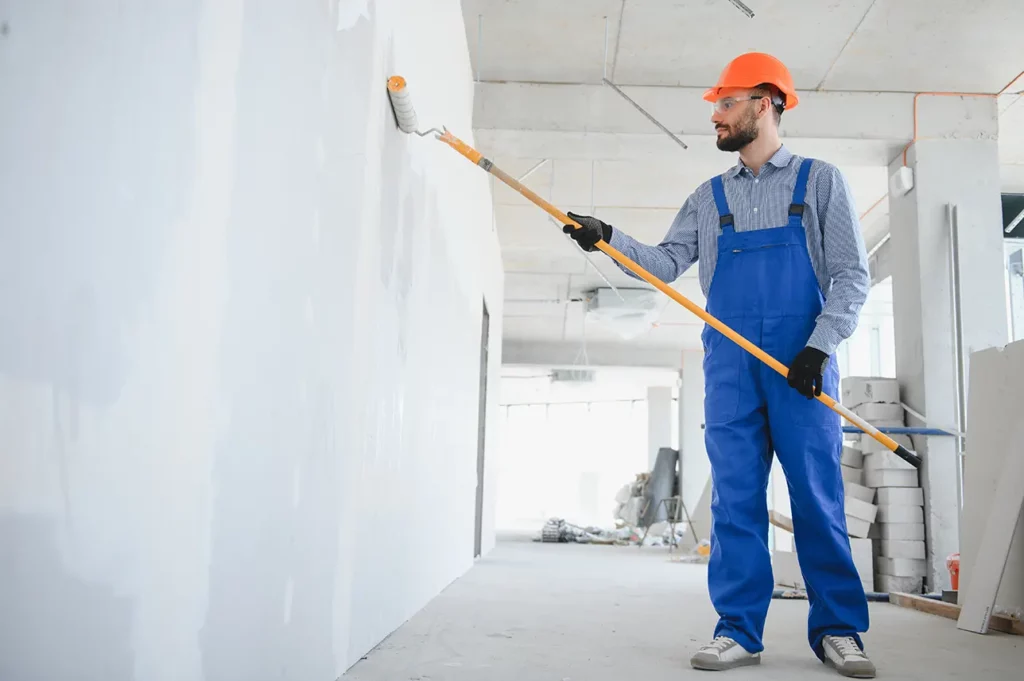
[703,52,799,109]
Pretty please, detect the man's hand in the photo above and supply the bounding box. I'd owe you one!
[563,212,612,252]
[787,346,830,399]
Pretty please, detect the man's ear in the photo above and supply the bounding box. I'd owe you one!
[754,96,770,120]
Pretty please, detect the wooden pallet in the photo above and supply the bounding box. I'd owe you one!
[889,592,1024,636]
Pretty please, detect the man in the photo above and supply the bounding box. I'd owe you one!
[564,53,874,678]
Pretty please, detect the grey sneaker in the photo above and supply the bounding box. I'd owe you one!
[690,636,761,671]
[822,635,876,678]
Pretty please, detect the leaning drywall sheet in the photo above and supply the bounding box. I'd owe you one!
[958,423,1024,632]
[960,340,1024,618]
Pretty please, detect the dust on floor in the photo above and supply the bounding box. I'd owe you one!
[343,534,1024,680]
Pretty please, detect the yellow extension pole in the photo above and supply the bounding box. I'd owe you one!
[436,130,922,469]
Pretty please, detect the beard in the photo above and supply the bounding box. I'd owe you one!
[715,109,759,152]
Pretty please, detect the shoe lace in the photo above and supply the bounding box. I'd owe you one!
[830,636,863,658]
[705,636,735,652]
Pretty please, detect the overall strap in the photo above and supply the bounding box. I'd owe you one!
[787,158,814,228]
[710,175,734,232]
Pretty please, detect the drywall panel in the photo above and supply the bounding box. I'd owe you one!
[0,1,502,679]
[960,342,1024,620]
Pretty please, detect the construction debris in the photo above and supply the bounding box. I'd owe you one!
[534,516,691,548]
[642,447,679,527]
[613,474,649,528]
[668,539,711,564]
[537,518,626,544]
[539,449,698,550]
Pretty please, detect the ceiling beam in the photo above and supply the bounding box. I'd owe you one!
[475,82,916,140]
[473,129,903,165]
[503,339,685,369]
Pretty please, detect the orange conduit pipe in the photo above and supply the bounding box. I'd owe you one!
[860,70,1024,224]
[859,194,887,222]
[898,69,1024,166]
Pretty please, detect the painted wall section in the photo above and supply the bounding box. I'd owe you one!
[0,1,502,679]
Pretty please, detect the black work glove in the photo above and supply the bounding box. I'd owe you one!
[563,212,612,252]
[787,346,830,398]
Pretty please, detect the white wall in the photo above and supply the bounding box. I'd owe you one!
[0,1,502,679]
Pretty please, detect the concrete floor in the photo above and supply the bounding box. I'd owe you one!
[343,534,1024,680]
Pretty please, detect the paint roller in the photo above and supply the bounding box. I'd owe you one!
[385,75,922,470]
[386,76,442,137]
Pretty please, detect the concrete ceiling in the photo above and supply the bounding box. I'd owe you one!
[461,0,1024,364]
[464,0,1024,92]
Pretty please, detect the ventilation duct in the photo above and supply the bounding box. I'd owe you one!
[550,368,596,383]
[584,287,661,339]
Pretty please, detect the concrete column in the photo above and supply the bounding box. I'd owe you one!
[647,386,673,470]
[677,351,709,518]
[888,95,1008,590]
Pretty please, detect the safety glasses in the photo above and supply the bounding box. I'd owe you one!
[710,95,768,114]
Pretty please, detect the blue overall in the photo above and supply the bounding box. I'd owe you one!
[703,158,868,657]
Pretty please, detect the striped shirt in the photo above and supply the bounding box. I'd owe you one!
[607,145,870,355]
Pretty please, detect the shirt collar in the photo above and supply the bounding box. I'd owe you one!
[725,145,794,178]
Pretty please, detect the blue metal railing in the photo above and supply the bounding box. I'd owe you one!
[704,425,959,437]
[841,426,956,437]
